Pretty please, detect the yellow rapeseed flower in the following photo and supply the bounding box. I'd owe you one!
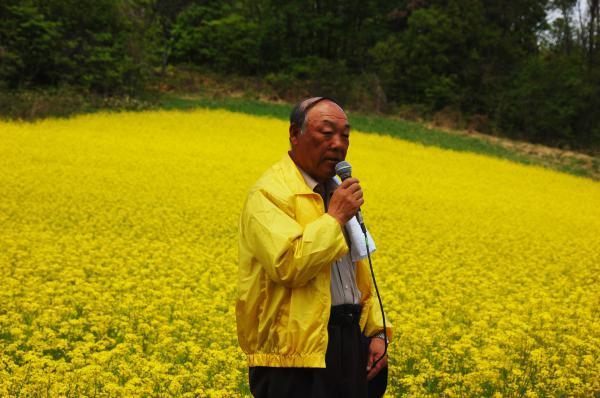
[0,109,598,396]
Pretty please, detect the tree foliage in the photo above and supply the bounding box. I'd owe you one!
[0,0,149,93]
[0,0,598,150]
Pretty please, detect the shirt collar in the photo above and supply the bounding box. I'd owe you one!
[286,152,339,192]
[297,165,340,194]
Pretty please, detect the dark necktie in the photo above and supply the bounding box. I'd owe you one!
[313,182,329,211]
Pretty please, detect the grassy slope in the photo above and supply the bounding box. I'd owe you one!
[160,95,598,180]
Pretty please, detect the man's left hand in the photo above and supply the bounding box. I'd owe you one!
[366,337,387,381]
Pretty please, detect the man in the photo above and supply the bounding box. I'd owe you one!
[236,97,391,398]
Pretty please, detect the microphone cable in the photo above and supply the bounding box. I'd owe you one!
[363,226,388,369]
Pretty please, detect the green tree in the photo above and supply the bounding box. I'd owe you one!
[171,3,260,74]
[0,1,61,88]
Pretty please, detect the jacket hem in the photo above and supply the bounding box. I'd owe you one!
[247,353,326,368]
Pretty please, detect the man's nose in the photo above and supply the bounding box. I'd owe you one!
[329,133,347,151]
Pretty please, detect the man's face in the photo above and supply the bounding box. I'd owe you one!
[290,100,350,183]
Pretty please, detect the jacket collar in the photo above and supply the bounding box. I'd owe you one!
[280,152,318,195]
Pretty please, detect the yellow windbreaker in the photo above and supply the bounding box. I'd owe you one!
[236,154,392,368]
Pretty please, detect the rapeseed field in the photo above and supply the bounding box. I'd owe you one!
[0,109,599,397]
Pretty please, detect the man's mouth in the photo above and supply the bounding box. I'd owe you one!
[324,157,342,163]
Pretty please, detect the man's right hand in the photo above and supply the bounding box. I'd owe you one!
[327,178,364,225]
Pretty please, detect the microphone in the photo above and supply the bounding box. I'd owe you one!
[335,161,367,233]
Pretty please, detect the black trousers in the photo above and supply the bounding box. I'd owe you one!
[249,304,374,398]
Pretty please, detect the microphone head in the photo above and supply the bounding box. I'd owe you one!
[335,161,352,181]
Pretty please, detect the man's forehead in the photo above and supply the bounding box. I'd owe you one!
[306,100,347,124]
[318,118,350,132]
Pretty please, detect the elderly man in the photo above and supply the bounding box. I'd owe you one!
[236,97,391,398]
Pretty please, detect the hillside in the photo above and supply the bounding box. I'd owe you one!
[159,94,600,181]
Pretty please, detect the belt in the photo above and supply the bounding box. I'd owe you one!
[328,304,362,326]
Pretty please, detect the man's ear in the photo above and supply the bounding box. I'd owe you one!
[289,124,300,146]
